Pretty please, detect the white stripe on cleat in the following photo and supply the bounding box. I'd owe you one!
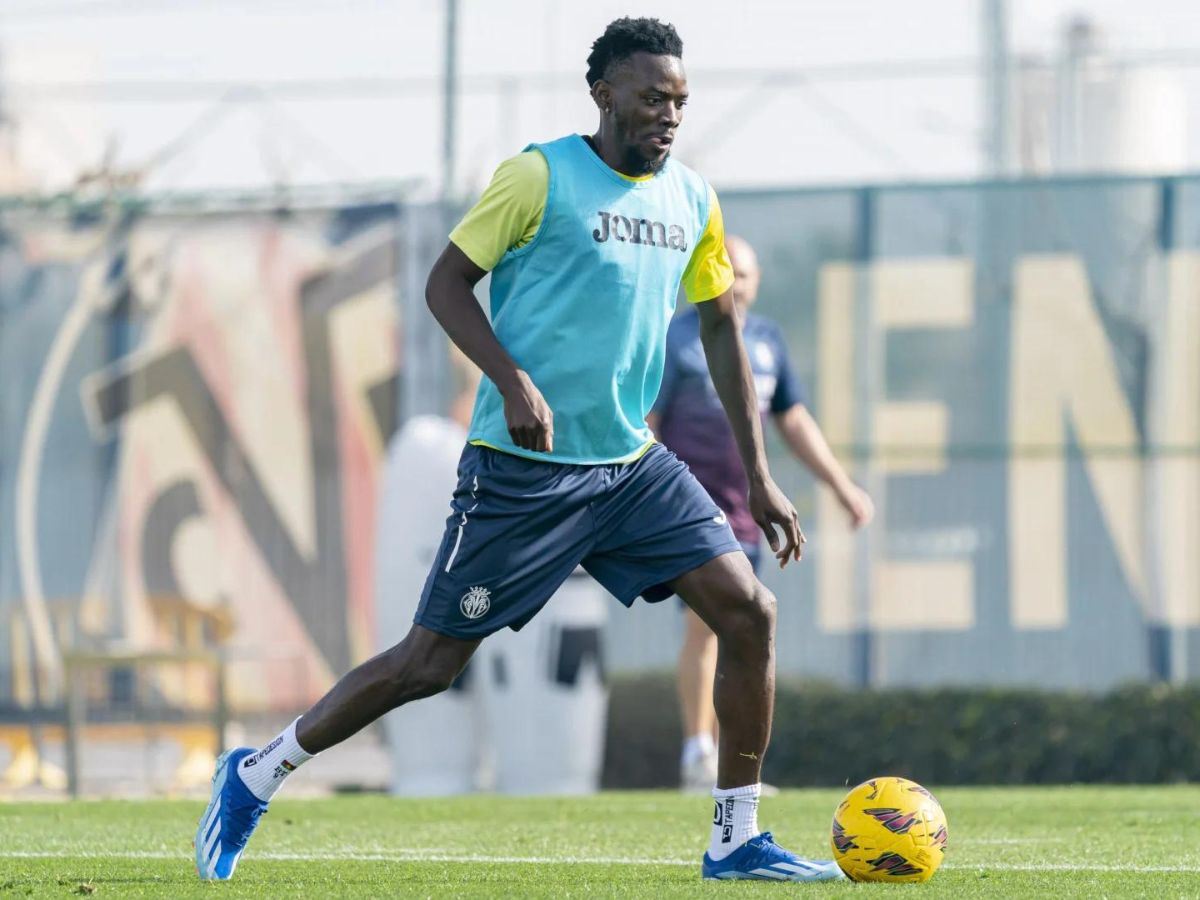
[749,867,789,880]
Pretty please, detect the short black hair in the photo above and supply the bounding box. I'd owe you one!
[585,17,683,87]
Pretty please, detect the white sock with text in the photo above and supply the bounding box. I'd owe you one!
[236,717,315,801]
[708,783,761,860]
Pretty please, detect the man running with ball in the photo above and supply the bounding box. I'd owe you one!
[195,17,843,883]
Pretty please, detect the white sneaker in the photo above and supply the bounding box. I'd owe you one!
[681,748,718,793]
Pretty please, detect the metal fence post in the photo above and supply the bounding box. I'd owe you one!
[64,657,83,799]
[214,650,229,755]
[1146,176,1186,684]
[852,186,877,689]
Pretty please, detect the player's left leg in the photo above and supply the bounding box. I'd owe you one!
[677,541,761,792]
[672,555,842,882]
[582,445,843,882]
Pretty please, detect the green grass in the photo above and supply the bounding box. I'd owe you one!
[2,787,1198,897]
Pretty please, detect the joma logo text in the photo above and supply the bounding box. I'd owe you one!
[592,211,688,251]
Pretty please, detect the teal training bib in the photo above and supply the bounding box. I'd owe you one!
[468,134,711,464]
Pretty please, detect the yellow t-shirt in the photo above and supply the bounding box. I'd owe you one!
[450,149,735,303]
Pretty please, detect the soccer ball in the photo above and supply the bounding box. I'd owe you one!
[830,776,948,883]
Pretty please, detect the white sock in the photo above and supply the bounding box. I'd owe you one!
[236,717,315,801]
[681,733,715,768]
[708,783,761,860]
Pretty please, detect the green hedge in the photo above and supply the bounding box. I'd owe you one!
[601,674,1200,787]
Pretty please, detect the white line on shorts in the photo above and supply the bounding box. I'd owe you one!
[444,475,479,573]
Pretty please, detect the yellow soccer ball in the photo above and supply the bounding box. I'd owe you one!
[830,776,949,883]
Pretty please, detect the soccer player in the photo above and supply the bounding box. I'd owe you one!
[648,235,874,792]
[195,17,844,883]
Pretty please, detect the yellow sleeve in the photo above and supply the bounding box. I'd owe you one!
[449,151,548,271]
[681,185,735,303]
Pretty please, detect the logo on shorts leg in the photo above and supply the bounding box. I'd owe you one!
[460,585,491,619]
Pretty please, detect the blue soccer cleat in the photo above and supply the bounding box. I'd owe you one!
[702,832,847,881]
[194,747,269,880]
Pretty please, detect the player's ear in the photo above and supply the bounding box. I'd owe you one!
[591,81,613,115]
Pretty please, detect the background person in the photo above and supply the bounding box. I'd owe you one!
[649,234,874,792]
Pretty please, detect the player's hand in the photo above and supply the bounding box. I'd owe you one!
[748,476,806,568]
[836,482,875,529]
[502,370,554,453]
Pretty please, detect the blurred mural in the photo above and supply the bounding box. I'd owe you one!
[1,175,1198,725]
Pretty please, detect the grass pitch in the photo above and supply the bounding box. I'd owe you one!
[2,786,1198,897]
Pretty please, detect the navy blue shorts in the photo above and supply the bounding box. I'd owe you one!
[414,443,743,639]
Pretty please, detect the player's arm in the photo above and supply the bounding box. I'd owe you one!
[696,295,805,566]
[425,153,553,453]
[774,405,874,528]
[685,187,803,565]
[426,247,552,452]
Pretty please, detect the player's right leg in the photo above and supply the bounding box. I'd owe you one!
[195,444,595,880]
[195,625,476,880]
